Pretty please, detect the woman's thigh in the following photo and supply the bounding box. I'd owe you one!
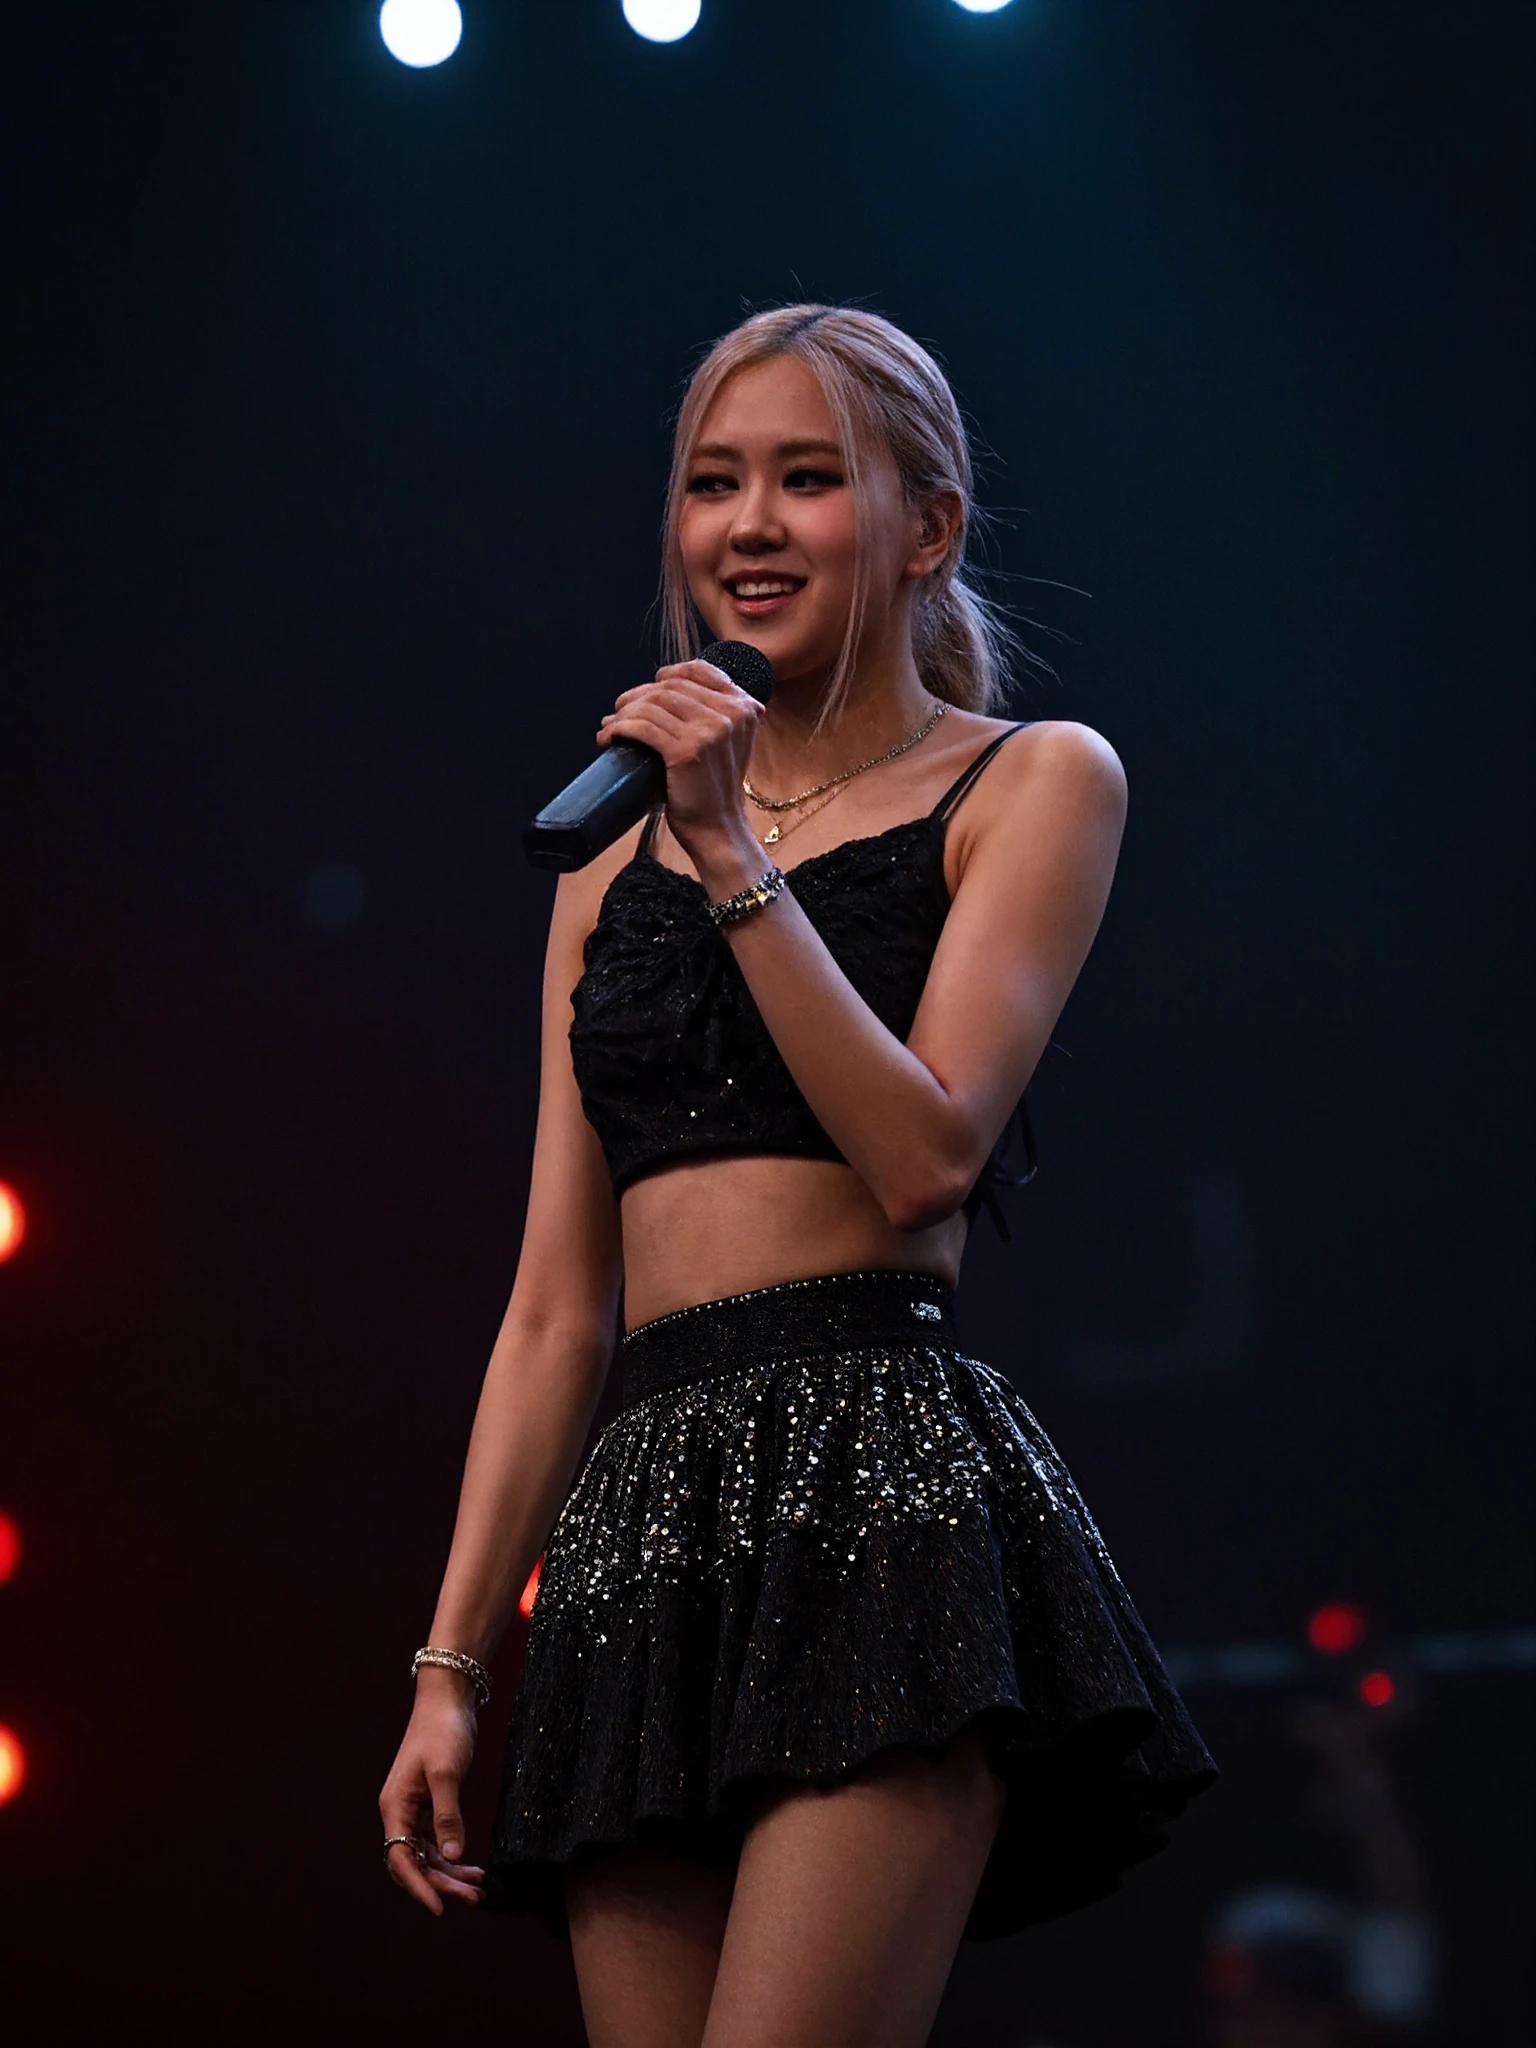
[702,1723,1008,2048]
[566,1843,736,2048]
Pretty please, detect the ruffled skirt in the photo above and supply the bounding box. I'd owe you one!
[483,1267,1218,1941]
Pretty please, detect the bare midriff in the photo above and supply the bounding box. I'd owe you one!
[617,1152,968,1333]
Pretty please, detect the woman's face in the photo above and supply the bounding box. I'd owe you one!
[678,355,925,686]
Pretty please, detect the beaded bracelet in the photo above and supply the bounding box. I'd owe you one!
[411,1645,492,1705]
[706,865,786,930]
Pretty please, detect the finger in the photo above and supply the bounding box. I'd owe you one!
[381,1776,451,1913]
[654,658,738,690]
[616,674,758,713]
[610,683,711,719]
[426,1772,469,1865]
[422,1844,487,1878]
[419,1840,485,1894]
[596,707,697,756]
[380,1788,434,1874]
[605,697,733,743]
[385,1841,444,1915]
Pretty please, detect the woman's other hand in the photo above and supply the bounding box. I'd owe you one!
[378,1672,487,1914]
[596,657,765,858]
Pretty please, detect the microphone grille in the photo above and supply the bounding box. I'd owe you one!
[699,639,775,705]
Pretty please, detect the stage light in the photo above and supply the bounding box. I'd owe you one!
[1307,1601,1367,1655]
[0,1727,25,1805]
[518,1556,543,1617]
[380,0,462,68]
[0,1181,24,1261]
[622,0,701,43]
[0,1511,20,1585]
[1360,1670,1395,1707]
[952,0,1015,12]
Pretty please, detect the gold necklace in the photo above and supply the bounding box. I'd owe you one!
[744,700,948,828]
[756,779,850,849]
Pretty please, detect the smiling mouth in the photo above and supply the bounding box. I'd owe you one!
[722,575,807,600]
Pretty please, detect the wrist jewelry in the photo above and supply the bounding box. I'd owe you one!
[412,1645,492,1704]
[706,866,786,930]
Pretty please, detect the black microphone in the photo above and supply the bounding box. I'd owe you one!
[522,639,776,872]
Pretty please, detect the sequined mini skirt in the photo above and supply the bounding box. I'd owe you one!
[483,1267,1218,1941]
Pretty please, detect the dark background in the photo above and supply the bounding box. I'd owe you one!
[1,2,1529,2041]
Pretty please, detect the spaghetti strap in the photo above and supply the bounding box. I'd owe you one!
[929,721,1033,822]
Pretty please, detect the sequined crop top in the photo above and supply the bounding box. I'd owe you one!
[568,722,1039,1239]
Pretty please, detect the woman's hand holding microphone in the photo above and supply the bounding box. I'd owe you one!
[597,656,770,892]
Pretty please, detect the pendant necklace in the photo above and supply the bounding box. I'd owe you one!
[759,781,850,848]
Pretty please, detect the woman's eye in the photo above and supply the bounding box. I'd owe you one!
[685,473,734,495]
[785,468,845,491]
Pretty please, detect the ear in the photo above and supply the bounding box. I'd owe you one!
[901,489,963,583]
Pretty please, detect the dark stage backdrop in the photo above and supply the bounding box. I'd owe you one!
[2,2,1529,2042]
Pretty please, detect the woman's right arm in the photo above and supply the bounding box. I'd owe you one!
[379,861,625,1914]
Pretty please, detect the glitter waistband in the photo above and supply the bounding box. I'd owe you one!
[617,1267,959,1413]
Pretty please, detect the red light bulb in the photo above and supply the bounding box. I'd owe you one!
[0,1182,25,1262]
[1308,1601,1368,1655]
[0,1726,26,1805]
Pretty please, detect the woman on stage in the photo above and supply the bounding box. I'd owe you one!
[379,304,1217,2048]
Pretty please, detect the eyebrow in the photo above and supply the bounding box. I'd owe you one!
[691,438,844,462]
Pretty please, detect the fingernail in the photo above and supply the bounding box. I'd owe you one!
[443,1839,461,1861]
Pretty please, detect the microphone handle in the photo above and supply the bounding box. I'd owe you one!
[522,738,666,873]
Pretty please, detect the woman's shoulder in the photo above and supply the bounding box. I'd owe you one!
[945,715,1127,882]
[1011,717,1125,791]
[949,711,1124,801]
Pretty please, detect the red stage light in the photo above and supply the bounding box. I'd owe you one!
[1360,1670,1395,1707]
[0,1726,26,1805]
[0,1182,25,1262]
[518,1556,543,1617]
[0,1511,20,1585]
[1307,1600,1367,1655]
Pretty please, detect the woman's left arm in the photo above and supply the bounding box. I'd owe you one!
[599,669,1127,1231]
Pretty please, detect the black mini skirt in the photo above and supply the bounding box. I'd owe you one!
[482,1267,1218,1941]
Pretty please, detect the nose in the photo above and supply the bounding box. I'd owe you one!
[727,474,787,557]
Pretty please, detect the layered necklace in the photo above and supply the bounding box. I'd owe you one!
[743,699,948,846]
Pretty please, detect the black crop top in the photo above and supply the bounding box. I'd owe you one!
[568,722,1039,1239]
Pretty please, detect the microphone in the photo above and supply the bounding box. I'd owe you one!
[522,639,776,872]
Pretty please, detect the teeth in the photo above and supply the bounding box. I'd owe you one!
[732,581,798,598]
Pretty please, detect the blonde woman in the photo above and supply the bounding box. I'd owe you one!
[379,305,1218,2048]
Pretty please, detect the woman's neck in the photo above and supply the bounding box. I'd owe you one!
[747,643,937,795]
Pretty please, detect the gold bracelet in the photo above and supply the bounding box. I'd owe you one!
[411,1645,492,1704]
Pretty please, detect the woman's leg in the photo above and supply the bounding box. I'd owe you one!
[701,1723,1008,2048]
[566,1843,736,2048]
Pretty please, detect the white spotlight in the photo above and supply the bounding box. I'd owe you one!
[952,0,1015,12]
[380,0,463,68]
[622,0,702,44]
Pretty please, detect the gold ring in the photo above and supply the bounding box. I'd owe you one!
[382,1834,426,1874]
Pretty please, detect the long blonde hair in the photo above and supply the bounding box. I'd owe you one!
[660,305,1019,735]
